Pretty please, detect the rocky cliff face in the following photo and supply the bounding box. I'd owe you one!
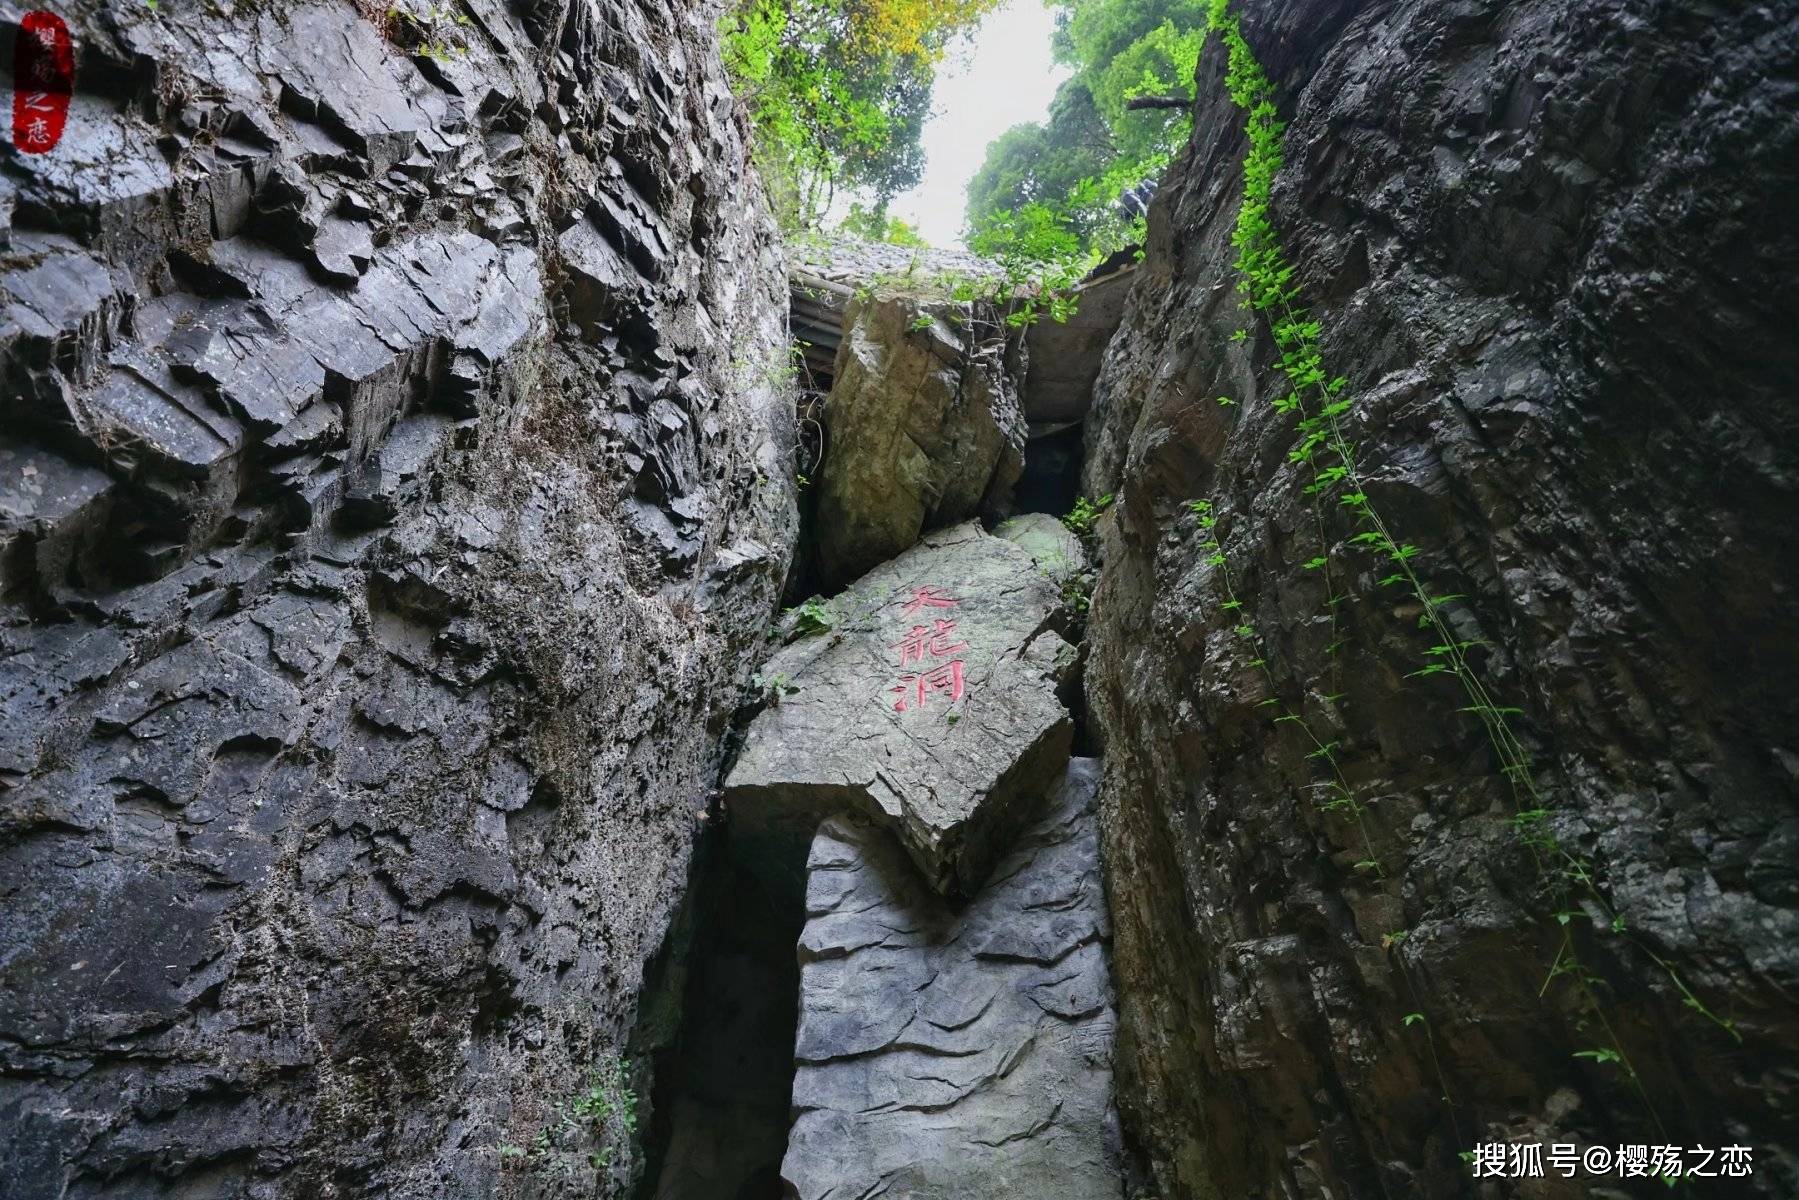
[1084,1,1798,1196]
[0,2,794,1196]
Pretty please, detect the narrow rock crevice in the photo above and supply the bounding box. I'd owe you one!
[641,836,803,1200]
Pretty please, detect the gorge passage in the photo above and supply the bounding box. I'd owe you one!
[1,1,1795,1198]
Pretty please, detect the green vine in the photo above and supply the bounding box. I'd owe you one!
[1187,498,1382,878]
[1198,0,1739,1149]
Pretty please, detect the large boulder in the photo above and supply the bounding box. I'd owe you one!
[725,520,1077,897]
[782,758,1123,1200]
[813,293,1027,589]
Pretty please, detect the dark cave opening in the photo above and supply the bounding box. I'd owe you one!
[1012,422,1086,519]
[640,824,809,1200]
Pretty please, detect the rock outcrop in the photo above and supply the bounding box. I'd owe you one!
[789,238,1007,385]
[1084,2,1799,1197]
[813,292,1027,589]
[0,2,795,1197]
[1021,262,1135,430]
[726,520,1077,897]
[995,510,1089,590]
[783,758,1122,1200]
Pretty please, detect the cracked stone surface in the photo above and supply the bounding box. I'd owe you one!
[782,757,1123,1200]
[0,1,796,1196]
[1082,1,1799,1196]
[726,520,1077,898]
[813,292,1027,590]
[790,236,1005,290]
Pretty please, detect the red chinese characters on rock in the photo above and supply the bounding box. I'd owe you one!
[12,12,74,156]
[899,585,958,615]
[889,587,970,713]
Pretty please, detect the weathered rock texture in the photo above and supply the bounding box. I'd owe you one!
[784,757,1123,1200]
[0,2,795,1197]
[789,237,1007,385]
[1085,2,1798,1197]
[791,236,1005,293]
[727,520,1077,897]
[1022,262,1136,429]
[995,511,1088,590]
[813,293,1027,589]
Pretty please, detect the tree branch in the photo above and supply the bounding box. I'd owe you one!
[1125,95,1191,111]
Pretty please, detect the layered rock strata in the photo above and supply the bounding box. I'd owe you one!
[0,2,795,1197]
[782,758,1123,1200]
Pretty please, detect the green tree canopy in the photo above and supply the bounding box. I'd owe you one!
[964,81,1114,243]
[966,0,1208,257]
[723,0,1002,234]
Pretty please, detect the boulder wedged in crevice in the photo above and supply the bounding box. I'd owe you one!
[812,294,1027,592]
[781,757,1124,1200]
[725,520,1081,900]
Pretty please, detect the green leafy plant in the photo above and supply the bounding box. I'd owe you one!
[1196,0,1738,1146]
[499,1056,638,1177]
[1574,1047,1623,1067]
[840,200,931,246]
[379,3,472,60]
[792,597,835,636]
[1061,573,1094,616]
[1063,493,1114,536]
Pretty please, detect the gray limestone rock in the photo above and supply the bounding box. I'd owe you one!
[996,511,1088,588]
[727,521,1076,897]
[1082,1,1799,1196]
[782,758,1123,1200]
[0,2,798,1197]
[813,293,1027,589]
[790,237,1006,289]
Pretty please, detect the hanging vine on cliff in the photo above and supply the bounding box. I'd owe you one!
[1196,0,1741,1156]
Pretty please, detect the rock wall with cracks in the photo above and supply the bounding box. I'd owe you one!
[1083,1,1798,1197]
[0,1,796,1196]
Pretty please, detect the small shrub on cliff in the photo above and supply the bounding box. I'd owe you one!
[792,597,835,635]
[1062,493,1113,536]
[500,1055,638,1178]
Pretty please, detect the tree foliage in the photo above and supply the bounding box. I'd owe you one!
[723,0,1001,233]
[966,0,1207,257]
[839,201,931,246]
[965,83,1113,244]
